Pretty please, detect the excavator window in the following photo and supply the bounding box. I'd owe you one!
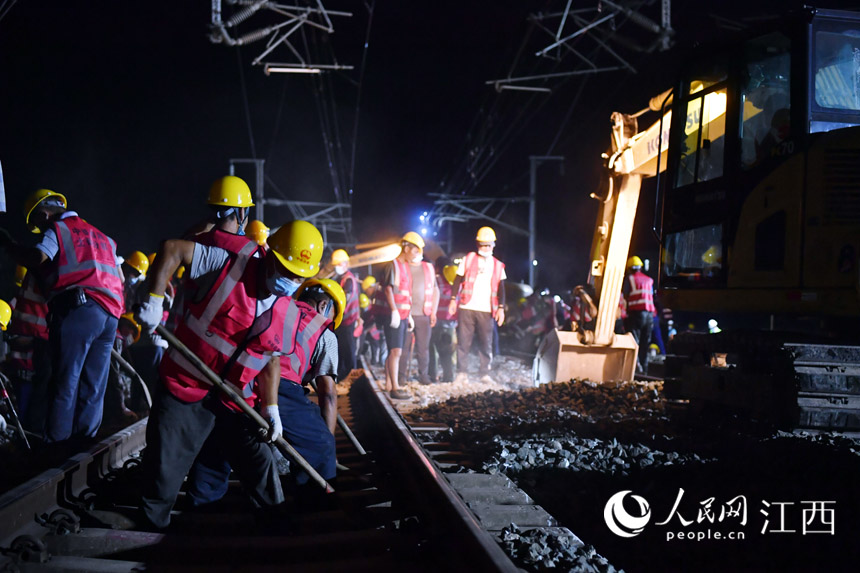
[661,223,723,284]
[675,87,728,186]
[810,18,860,132]
[740,32,791,170]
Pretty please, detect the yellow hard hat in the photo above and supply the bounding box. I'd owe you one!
[176,265,186,279]
[701,245,721,265]
[268,220,324,278]
[119,313,142,344]
[443,264,458,286]
[125,251,150,276]
[24,189,67,233]
[401,231,425,249]
[208,175,254,208]
[476,226,496,243]
[331,249,350,266]
[14,265,27,287]
[627,255,644,269]
[247,220,270,246]
[361,275,377,292]
[147,253,157,267]
[359,292,370,309]
[296,278,346,329]
[0,299,11,331]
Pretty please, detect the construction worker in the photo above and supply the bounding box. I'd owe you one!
[449,226,506,384]
[247,219,270,248]
[623,255,656,374]
[374,232,424,400]
[134,220,323,530]
[429,257,457,383]
[186,278,344,505]
[183,175,256,242]
[398,237,438,386]
[6,267,51,432]
[330,249,360,381]
[1,189,124,444]
[122,251,150,310]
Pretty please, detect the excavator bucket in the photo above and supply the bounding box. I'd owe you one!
[533,330,638,385]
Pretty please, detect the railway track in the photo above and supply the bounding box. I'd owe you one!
[0,369,583,572]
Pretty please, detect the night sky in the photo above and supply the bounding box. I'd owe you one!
[1,0,859,300]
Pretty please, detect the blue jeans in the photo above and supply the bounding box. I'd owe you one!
[46,299,118,442]
[186,379,336,505]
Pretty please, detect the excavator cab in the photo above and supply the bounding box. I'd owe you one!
[660,7,860,317]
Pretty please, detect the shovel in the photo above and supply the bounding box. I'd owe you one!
[156,325,334,493]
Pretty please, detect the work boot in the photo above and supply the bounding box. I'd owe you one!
[389,389,411,400]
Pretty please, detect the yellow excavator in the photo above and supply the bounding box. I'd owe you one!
[535,6,860,431]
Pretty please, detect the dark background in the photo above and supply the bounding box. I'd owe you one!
[1,1,858,300]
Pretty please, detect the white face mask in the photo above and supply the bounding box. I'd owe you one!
[335,263,349,275]
[479,250,493,258]
[128,274,143,285]
[411,254,423,264]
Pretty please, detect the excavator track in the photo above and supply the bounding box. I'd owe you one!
[663,332,860,433]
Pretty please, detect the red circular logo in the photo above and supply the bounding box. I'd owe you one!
[299,249,312,263]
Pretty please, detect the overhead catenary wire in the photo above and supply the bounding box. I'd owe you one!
[347,0,376,198]
[0,0,18,25]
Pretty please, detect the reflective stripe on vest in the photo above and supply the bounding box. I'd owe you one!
[159,240,300,405]
[49,217,124,318]
[9,274,49,339]
[339,271,360,326]
[372,258,412,319]
[458,252,504,313]
[278,301,332,386]
[626,272,655,313]
[436,276,456,321]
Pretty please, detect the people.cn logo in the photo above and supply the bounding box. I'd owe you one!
[604,490,652,538]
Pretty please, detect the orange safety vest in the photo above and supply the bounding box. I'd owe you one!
[457,252,505,313]
[372,258,412,320]
[436,275,456,321]
[46,216,124,318]
[417,261,435,316]
[278,300,333,386]
[159,240,300,406]
[626,271,655,313]
[194,228,259,255]
[338,270,360,327]
[9,273,49,340]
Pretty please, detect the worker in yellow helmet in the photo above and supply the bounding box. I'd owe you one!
[186,277,344,501]
[449,226,507,385]
[373,231,428,400]
[430,256,457,383]
[623,254,656,374]
[135,219,323,529]
[183,175,258,254]
[329,249,361,381]
[1,188,124,444]
[395,233,439,387]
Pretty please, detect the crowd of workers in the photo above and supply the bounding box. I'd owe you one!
[0,175,512,529]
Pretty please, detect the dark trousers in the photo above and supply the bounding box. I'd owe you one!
[129,343,164,397]
[46,300,118,443]
[334,323,356,381]
[399,315,432,384]
[457,309,494,375]
[625,310,654,374]
[429,320,455,382]
[12,338,51,433]
[186,379,335,504]
[141,386,282,528]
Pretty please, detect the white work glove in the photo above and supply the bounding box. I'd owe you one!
[136,293,165,334]
[263,404,282,443]
[390,311,401,329]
